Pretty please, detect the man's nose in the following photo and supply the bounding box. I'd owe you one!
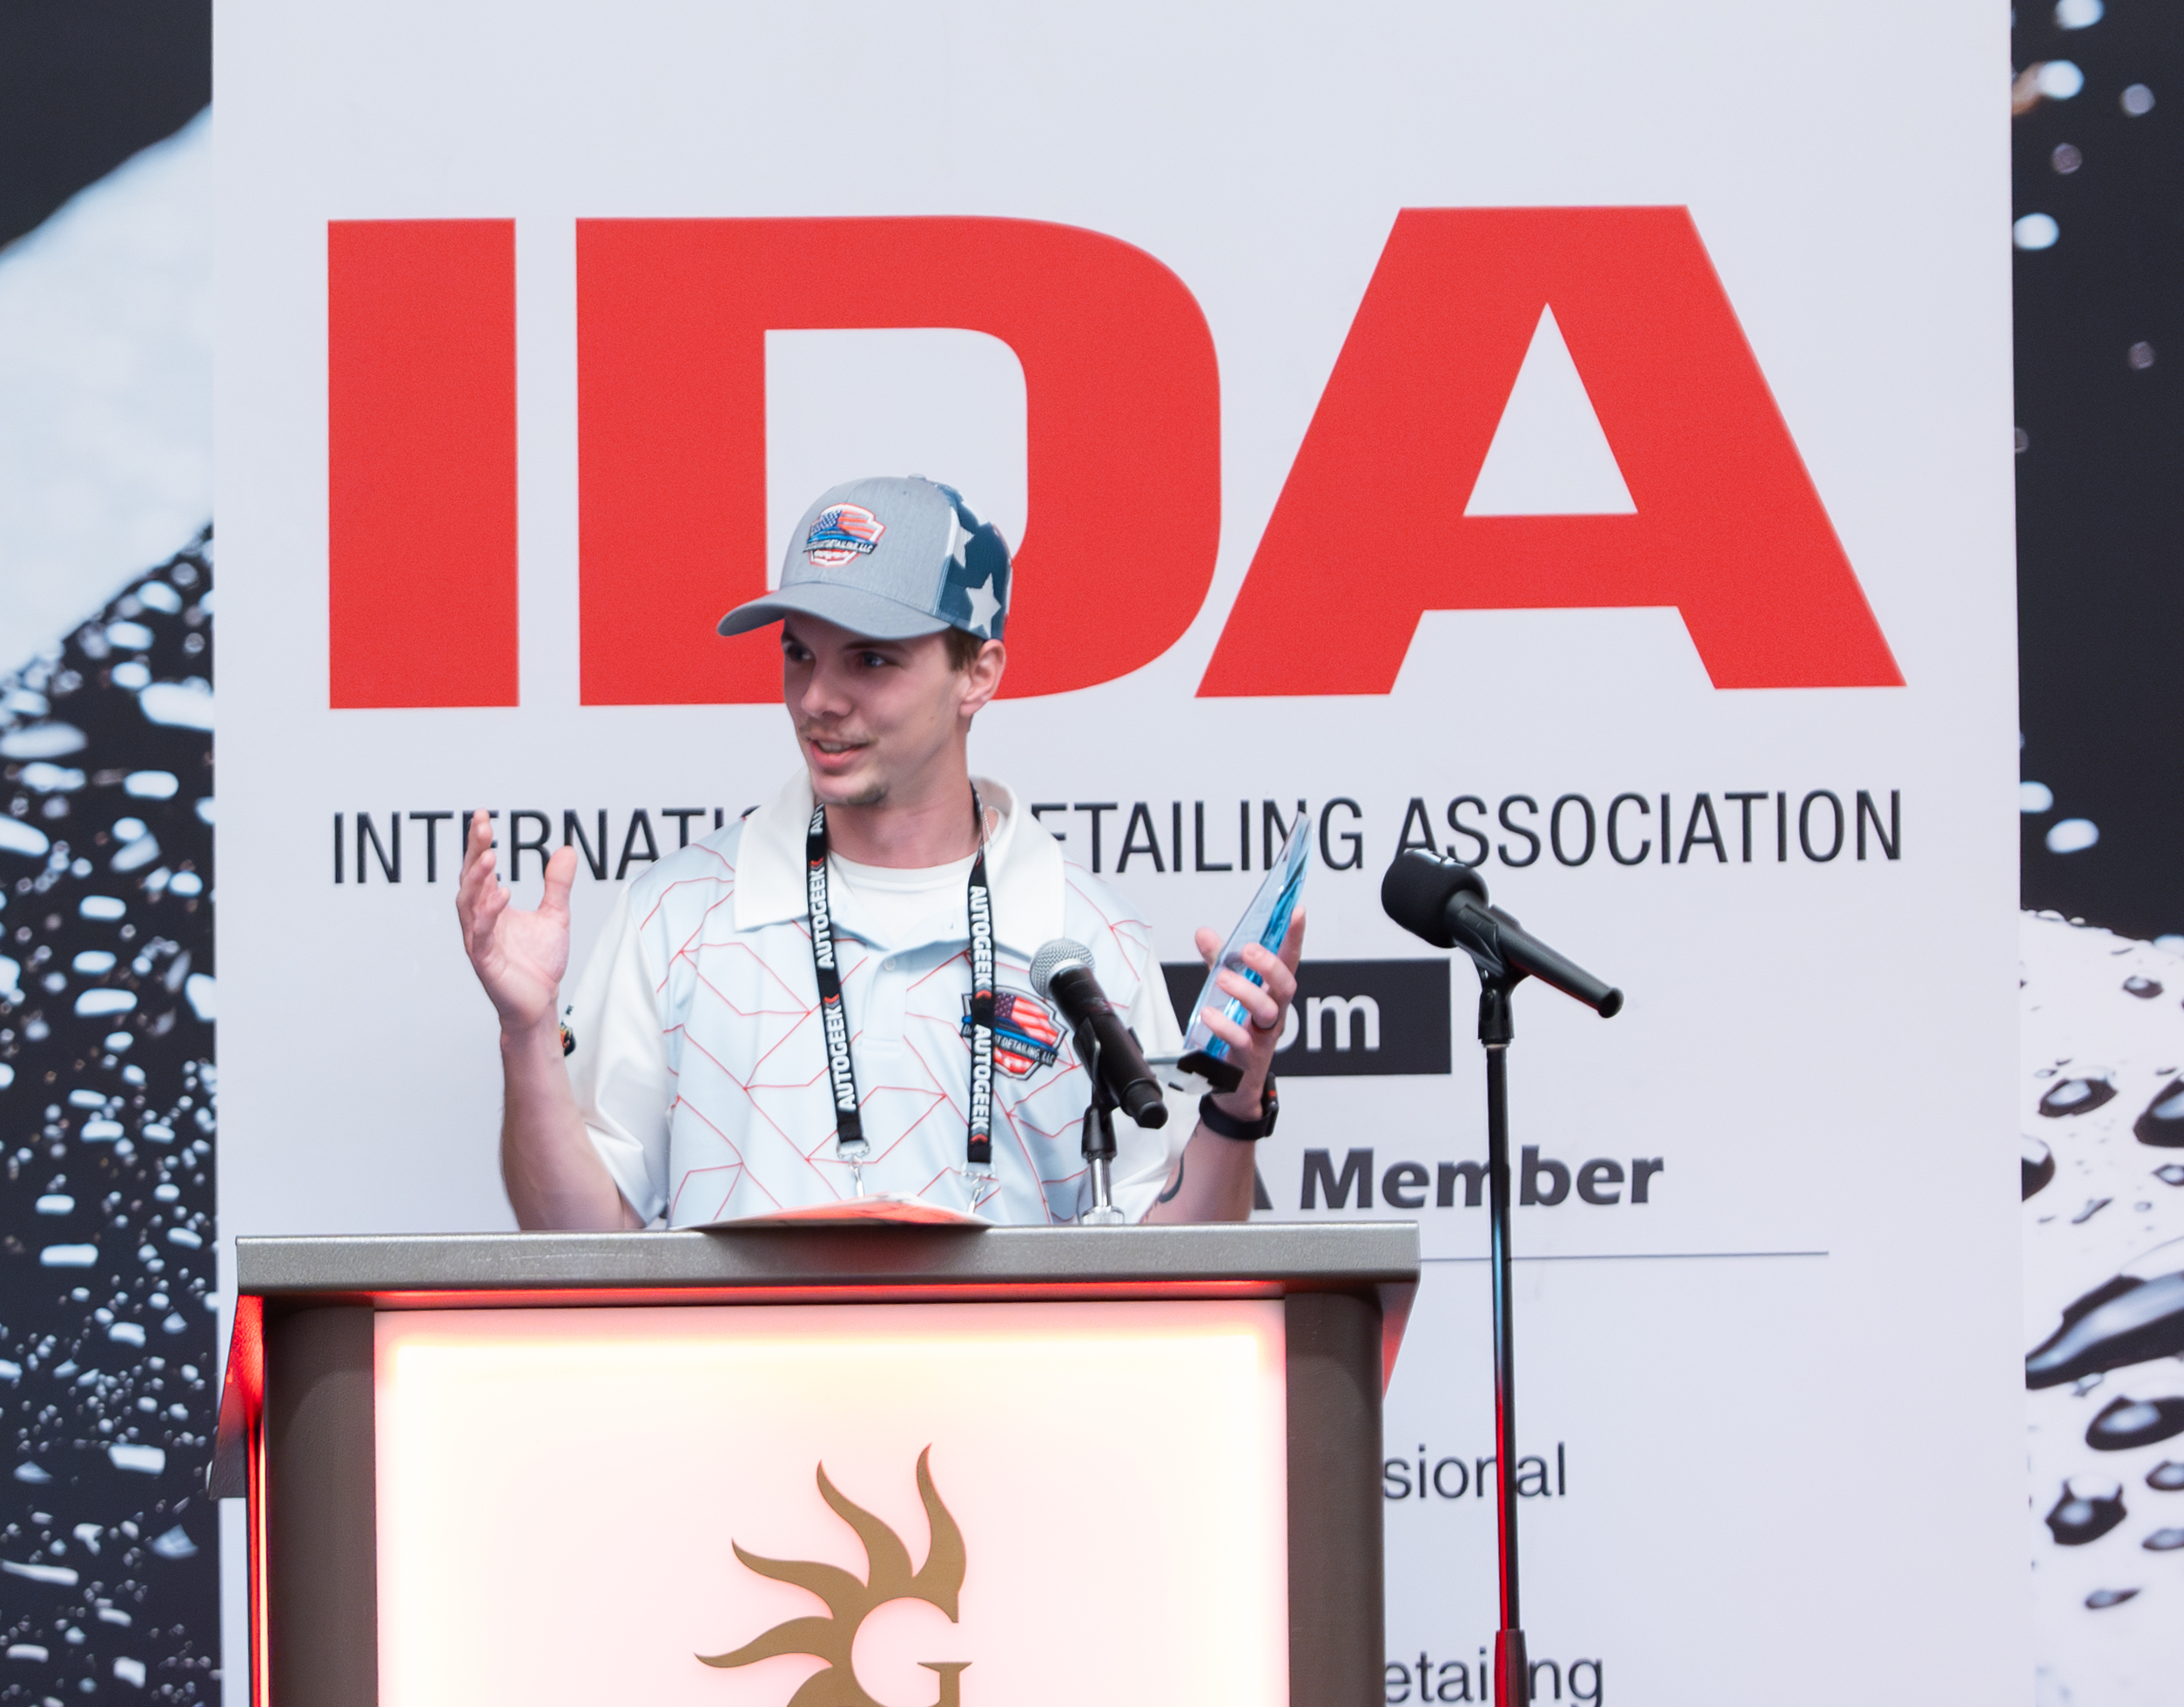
[798,658,852,718]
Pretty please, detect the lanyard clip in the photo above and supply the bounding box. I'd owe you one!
[961,1167,998,1216]
[836,1133,870,1199]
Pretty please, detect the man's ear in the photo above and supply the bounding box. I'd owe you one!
[958,640,1007,719]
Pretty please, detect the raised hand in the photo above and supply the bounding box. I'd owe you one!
[454,809,578,1037]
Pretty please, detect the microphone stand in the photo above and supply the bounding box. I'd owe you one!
[1077,1020,1125,1224]
[1475,967,1528,1707]
[1456,913,1612,1707]
[1380,851,1618,1707]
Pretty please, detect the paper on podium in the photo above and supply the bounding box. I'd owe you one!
[696,1193,990,1228]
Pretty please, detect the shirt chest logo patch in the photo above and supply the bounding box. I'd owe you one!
[961,988,1061,1078]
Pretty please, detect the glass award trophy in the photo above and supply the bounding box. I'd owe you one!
[1174,811,1309,1092]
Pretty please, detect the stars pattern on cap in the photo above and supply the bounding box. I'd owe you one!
[961,575,1002,636]
[935,482,1011,642]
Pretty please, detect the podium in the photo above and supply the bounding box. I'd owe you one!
[213,1223,1418,1707]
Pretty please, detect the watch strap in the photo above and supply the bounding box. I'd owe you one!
[1199,1076,1279,1141]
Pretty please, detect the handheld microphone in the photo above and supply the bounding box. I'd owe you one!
[1380,850,1623,1017]
[1030,939,1170,1127]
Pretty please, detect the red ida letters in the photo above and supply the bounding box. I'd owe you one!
[327,219,519,709]
[326,210,1899,709]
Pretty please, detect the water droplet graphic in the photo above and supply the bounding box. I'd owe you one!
[2084,1588,2138,1610]
[2155,1165,2184,1186]
[0,817,51,857]
[2038,60,2087,98]
[105,1442,164,1475]
[2124,976,2163,998]
[2127,341,2156,372]
[2016,213,2064,251]
[2023,780,2056,812]
[2144,1529,2184,1551]
[2047,1477,2127,1544]
[110,833,158,873]
[2026,1239,2184,1387]
[2087,1395,2184,1450]
[0,723,86,760]
[2073,1198,2113,1225]
[2134,1080,2184,1147]
[2042,1076,2117,1118]
[2148,1462,2184,1491]
[19,761,84,792]
[2121,83,2155,116]
[137,679,212,729]
[2026,1135,2057,1198]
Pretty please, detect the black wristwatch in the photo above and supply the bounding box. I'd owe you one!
[1199,1074,1279,1141]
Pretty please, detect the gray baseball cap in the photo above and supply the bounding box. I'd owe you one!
[717,475,1012,643]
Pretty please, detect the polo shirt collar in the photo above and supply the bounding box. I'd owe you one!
[732,770,1067,953]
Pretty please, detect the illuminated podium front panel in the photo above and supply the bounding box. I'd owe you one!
[215,1224,1417,1707]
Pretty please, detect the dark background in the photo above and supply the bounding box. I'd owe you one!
[2013,2,2182,938]
[0,1,210,252]
[2,7,216,1704]
[2,541,218,1706]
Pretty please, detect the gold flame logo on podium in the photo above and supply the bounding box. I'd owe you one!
[699,1447,970,1707]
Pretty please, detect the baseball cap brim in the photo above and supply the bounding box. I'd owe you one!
[716,581,953,642]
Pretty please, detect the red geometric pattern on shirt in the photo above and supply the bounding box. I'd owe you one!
[631,836,1166,1226]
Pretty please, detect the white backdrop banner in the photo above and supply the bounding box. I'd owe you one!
[215,3,2024,1704]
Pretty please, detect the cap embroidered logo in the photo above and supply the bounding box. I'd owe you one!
[804,503,887,566]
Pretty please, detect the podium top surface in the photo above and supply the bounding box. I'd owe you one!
[232,1220,1419,1301]
[211,1223,1419,1501]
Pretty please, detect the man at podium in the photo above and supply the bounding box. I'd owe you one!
[454,476,1302,1231]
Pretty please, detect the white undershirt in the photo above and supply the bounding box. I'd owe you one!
[827,850,976,951]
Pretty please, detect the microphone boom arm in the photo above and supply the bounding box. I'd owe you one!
[1446,898,1623,1018]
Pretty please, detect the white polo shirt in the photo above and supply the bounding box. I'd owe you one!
[562,773,1186,1226]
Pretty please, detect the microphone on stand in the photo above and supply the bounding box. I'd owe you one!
[1032,938,1166,1227]
[1381,850,1622,1015]
[1378,849,1622,1707]
[1030,940,1169,1126]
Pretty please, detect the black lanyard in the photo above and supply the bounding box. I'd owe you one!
[805,790,996,1175]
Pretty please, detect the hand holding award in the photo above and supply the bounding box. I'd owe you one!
[1177,814,1310,1092]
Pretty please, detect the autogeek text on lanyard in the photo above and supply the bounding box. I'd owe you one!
[805,789,996,1200]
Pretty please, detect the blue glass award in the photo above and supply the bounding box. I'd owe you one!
[1176,810,1309,1092]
